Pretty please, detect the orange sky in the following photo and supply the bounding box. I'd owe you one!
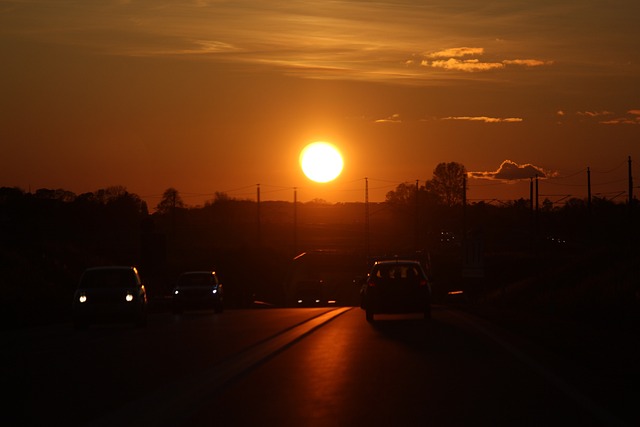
[1,1,639,209]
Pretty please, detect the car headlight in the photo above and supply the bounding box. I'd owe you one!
[78,293,87,303]
[212,289,218,294]
[125,293,134,302]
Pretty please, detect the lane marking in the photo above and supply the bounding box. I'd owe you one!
[87,307,352,427]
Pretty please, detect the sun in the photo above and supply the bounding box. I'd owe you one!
[300,142,344,183]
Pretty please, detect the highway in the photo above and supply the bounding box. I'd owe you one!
[3,306,634,426]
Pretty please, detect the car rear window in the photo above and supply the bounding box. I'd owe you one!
[81,269,138,289]
[373,264,422,280]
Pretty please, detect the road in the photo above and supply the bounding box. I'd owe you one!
[3,306,635,426]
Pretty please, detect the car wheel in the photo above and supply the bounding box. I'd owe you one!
[365,307,374,322]
[424,304,432,320]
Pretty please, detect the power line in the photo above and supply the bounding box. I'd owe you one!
[591,160,627,174]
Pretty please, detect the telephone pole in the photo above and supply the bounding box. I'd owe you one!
[365,177,370,262]
[462,174,467,243]
[628,156,634,214]
[415,179,420,250]
[293,187,298,256]
[587,167,592,215]
[256,184,261,247]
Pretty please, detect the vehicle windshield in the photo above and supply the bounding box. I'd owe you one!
[178,274,214,287]
[80,269,137,289]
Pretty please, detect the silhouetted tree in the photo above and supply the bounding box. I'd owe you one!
[424,162,467,207]
[509,198,531,211]
[95,185,130,205]
[156,188,184,214]
[34,188,76,202]
[385,182,416,206]
[214,191,231,203]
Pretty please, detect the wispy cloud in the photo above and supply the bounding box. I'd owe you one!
[503,59,552,67]
[470,160,552,181]
[576,111,614,117]
[151,39,242,56]
[0,1,556,84]
[600,117,640,125]
[427,47,484,58]
[375,114,402,124]
[563,110,640,125]
[599,109,640,125]
[441,116,523,123]
[418,47,552,73]
[429,58,505,72]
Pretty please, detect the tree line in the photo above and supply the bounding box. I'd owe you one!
[1,161,638,328]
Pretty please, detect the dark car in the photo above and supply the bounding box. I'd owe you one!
[361,259,431,322]
[294,279,326,306]
[172,271,224,314]
[72,266,148,329]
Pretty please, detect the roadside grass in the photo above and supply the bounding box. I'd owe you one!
[455,246,640,424]
[461,245,640,398]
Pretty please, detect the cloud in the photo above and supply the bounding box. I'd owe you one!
[441,116,523,123]
[600,117,640,125]
[375,113,402,123]
[608,109,640,123]
[427,47,484,58]
[576,110,614,117]
[469,160,551,181]
[418,47,552,73]
[2,2,561,85]
[502,59,553,67]
[571,110,639,125]
[430,58,504,72]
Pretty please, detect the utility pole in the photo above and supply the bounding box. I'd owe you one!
[629,156,634,213]
[587,167,592,215]
[415,179,420,251]
[365,177,370,263]
[256,184,261,247]
[628,156,635,253]
[529,176,535,255]
[293,187,297,256]
[529,177,534,212]
[536,174,539,222]
[462,174,467,243]
[535,174,539,246]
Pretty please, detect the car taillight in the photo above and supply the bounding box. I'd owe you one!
[367,278,375,287]
[419,279,428,287]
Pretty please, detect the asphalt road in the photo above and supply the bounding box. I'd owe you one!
[3,306,636,426]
